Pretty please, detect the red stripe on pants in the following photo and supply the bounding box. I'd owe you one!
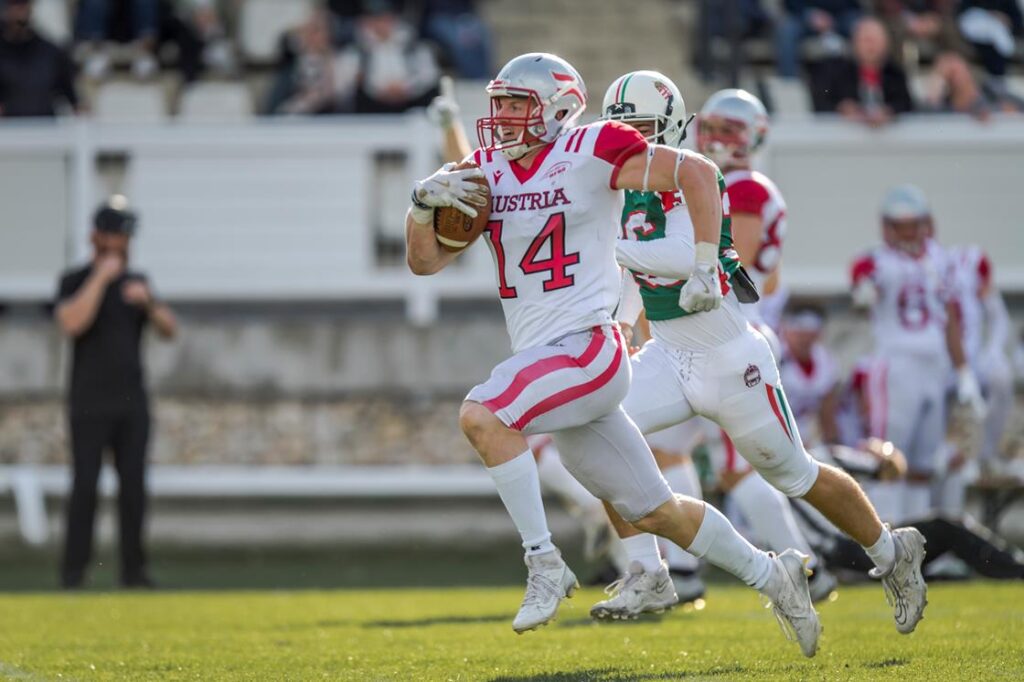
[483,327,606,413]
[510,327,624,431]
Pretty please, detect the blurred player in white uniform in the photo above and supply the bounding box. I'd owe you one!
[945,244,1013,472]
[405,53,821,653]
[696,89,786,356]
[585,76,924,638]
[849,185,986,521]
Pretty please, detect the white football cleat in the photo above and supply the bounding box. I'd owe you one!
[590,561,679,620]
[761,549,821,658]
[870,526,928,634]
[512,550,579,634]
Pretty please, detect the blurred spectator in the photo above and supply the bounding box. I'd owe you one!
[693,0,773,83]
[776,0,863,78]
[957,0,1023,79]
[809,17,914,125]
[418,0,492,79]
[0,0,79,117]
[873,1,967,63]
[184,0,236,74]
[351,1,440,113]
[264,8,359,115]
[76,0,160,80]
[55,196,177,590]
[152,0,236,83]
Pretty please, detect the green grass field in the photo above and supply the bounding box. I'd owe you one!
[0,582,1021,681]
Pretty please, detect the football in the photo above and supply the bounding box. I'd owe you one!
[433,161,491,252]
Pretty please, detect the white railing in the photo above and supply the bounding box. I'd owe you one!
[1,114,1023,321]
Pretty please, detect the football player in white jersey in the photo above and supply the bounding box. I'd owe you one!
[943,243,1013,480]
[777,302,842,446]
[405,53,821,655]
[587,71,927,637]
[696,89,786,355]
[850,185,986,521]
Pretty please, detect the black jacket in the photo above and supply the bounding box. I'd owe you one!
[0,27,77,117]
[809,57,915,114]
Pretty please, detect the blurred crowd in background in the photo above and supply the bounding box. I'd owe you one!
[2,0,1023,121]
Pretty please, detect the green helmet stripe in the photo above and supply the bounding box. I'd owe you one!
[617,73,635,104]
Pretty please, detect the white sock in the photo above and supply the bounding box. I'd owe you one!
[621,533,663,573]
[536,447,601,513]
[730,473,818,569]
[660,462,701,572]
[864,525,896,574]
[687,502,774,591]
[487,450,555,556]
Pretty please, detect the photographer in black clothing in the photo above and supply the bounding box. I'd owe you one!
[55,196,176,589]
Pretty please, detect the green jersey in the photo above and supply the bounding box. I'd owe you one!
[620,169,740,321]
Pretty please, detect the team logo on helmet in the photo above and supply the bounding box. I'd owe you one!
[744,364,762,388]
[604,102,636,116]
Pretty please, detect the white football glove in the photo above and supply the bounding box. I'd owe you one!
[679,241,723,313]
[426,75,460,129]
[956,366,987,419]
[410,162,487,223]
[851,279,879,308]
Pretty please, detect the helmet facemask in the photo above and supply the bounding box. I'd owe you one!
[883,218,928,257]
[697,115,758,169]
[477,90,549,160]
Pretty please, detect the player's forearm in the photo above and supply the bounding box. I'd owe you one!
[148,303,177,340]
[679,156,724,248]
[615,237,695,280]
[405,210,450,275]
[982,290,1011,357]
[819,389,842,445]
[442,124,472,165]
[56,275,107,337]
[945,303,967,369]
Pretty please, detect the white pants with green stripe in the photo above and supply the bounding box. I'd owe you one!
[623,327,820,498]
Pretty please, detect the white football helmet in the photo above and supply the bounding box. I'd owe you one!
[697,89,769,168]
[881,184,930,256]
[601,70,687,147]
[477,53,587,160]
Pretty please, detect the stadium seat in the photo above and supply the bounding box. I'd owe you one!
[93,82,169,123]
[178,82,255,122]
[240,0,315,64]
[31,0,70,45]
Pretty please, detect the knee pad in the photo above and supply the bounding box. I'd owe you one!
[753,449,820,498]
[728,424,821,498]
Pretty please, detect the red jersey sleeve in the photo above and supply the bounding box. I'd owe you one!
[850,253,876,288]
[977,251,992,294]
[593,120,648,189]
[727,178,770,215]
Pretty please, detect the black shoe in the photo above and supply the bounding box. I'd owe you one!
[121,574,157,589]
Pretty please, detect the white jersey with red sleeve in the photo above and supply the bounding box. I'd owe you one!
[778,342,840,442]
[849,243,951,360]
[723,169,787,320]
[471,120,647,352]
[946,244,992,362]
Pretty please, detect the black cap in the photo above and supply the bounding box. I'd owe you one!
[93,195,138,235]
